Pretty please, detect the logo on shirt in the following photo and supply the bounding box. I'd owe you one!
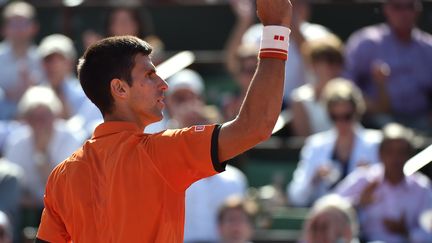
[194,125,205,132]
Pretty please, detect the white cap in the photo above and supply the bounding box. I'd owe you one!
[3,1,35,19]
[167,69,204,96]
[17,86,62,116]
[38,34,77,60]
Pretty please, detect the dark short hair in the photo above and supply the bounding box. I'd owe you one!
[77,35,152,115]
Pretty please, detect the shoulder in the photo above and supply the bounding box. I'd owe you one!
[412,28,432,47]
[5,124,31,147]
[406,172,432,191]
[305,130,335,147]
[357,128,383,145]
[347,24,389,49]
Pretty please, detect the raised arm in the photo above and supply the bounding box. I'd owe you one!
[218,0,292,162]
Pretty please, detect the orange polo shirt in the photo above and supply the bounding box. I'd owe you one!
[36,121,225,243]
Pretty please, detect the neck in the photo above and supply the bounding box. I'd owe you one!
[104,109,147,131]
[384,171,405,185]
[392,27,413,43]
[10,41,30,58]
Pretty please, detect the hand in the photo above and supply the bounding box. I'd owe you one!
[383,214,408,237]
[371,61,391,86]
[256,0,292,27]
[358,180,379,207]
[312,165,331,184]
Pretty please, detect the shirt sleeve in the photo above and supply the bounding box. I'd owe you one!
[145,124,226,192]
[287,139,319,207]
[36,174,71,243]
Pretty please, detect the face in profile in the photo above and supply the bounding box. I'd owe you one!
[127,53,168,125]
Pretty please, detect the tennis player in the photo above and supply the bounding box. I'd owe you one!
[35,0,292,242]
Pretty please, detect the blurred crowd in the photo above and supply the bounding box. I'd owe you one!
[0,0,431,243]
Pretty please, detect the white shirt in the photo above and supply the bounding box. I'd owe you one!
[184,165,248,242]
[4,121,82,205]
[288,126,382,207]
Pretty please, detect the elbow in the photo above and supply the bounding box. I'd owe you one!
[253,120,274,142]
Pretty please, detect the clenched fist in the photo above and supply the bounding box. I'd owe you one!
[256,0,292,27]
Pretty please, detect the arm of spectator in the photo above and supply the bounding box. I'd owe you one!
[366,61,392,114]
[290,100,311,136]
[224,0,255,77]
[218,0,292,162]
[333,167,371,207]
[287,139,319,207]
[408,186,432,242]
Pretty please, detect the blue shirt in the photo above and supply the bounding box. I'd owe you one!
[345,23,432,117]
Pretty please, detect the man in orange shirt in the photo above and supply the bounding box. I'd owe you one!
[35,0,292,242]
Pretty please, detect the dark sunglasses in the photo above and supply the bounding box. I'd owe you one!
[330,112,354,122]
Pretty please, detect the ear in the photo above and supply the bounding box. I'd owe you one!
[110,78,129,100]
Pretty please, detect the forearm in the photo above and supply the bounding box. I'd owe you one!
[219,58,285,161]
[238,58,285,132]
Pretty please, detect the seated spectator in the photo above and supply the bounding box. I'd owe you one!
[0,158,23,243]
[0,1,43,120]
[217,197,255,243]
[344,0,432,133]
[184,165,247,243]
[38,34,102,139]
[335,123,432,243]
[0,211,12,243]
[39,34,84,118]
[4,86,82,209]
[302,194,359,243]
[288,79,382,207]
[290,34,344,137]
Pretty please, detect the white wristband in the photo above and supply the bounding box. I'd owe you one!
[259,25,291,60]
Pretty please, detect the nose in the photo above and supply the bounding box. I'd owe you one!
[159,76,169,91]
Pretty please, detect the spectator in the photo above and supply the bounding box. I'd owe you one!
[38,34,102,139]
[290,34,344,137]
[344,0,432,133]
[288,78,382,207]
[335,123,432,243]
[0,211,12,243]
[0,1,43,120]
[4,86,82,209]
[106,6,165,65]
[0,158,23,243]
[302,194,359,243]
[217,197,255,243]
[184,166,248,243]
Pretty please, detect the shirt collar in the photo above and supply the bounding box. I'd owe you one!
[91,121,140,139]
